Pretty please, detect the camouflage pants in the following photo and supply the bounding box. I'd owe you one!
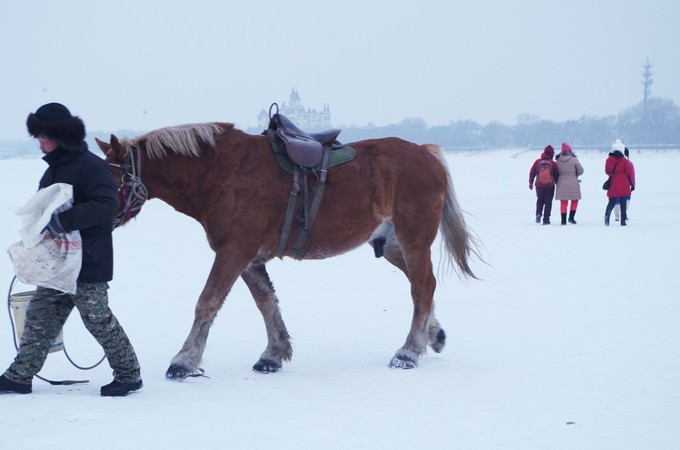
[4,282,140,384]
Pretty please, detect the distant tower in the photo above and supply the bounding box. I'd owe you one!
[642,56,653,115]
[289,88,302,108]
[258,88,331,130]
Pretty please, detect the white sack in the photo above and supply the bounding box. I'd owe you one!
[7,183,82,294]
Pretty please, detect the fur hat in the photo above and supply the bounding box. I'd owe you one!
[611,139,625,152]
[561,142,572,153]
[543,145,554,157]
[26,103,86,149]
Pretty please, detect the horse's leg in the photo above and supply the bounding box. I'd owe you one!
[240,261,292,373]
[375,224,447,357]
[389,251,436,369]
[166,250,248,380]
[377,222,443,369]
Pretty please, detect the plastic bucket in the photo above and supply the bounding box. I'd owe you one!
[9,291,64,353]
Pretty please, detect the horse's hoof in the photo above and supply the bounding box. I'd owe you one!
[252,358,281,374]
[430,328,446,353]
[388,353,418,369]
[166,364,192,380]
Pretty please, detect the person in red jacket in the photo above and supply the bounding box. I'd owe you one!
[604,147,636,226]
[613,147,635,221]
[528,145,558,224]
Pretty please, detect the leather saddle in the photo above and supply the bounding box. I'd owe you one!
[269,112,341,168]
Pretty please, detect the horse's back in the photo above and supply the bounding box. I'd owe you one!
[295,137,448,255]
[351,137,446,179]
[333,137,448,206]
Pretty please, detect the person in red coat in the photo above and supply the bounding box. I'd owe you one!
[613,147,635,221]
[604,148,635,226]
[529,145,558,224]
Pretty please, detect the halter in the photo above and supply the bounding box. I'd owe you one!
[109,144,148,229]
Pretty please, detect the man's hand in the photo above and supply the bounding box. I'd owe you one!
[44,213,65,236]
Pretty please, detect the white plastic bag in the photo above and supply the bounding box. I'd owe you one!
[7,183,82,294]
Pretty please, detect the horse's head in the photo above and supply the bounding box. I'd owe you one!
[96,135,148,229]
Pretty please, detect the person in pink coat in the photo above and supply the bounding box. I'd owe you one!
[604,146,636,226]
[555,143,584,225]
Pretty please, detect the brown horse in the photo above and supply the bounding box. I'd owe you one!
[95,122,478,379]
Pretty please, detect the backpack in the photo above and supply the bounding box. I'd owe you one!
[536,160,554,185]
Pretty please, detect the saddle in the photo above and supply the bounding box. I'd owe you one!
[269,112,342,168]
[263,104,355,258]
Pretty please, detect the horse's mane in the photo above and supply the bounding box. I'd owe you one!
[129,123,228,159]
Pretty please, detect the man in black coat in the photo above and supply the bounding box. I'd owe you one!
[0,103,142,397]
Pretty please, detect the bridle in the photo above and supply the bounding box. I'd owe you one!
[109,143,148,229]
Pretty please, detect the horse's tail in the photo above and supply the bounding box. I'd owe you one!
[424,144,480,280]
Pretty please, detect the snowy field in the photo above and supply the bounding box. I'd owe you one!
[1,147,678,449]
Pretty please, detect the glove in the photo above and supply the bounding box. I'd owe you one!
[631,185,635,192]
[529,182,533,190]
[43,213,65,236]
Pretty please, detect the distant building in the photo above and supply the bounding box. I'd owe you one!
[258,88,331,131]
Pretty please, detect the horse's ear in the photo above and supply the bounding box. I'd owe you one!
[95,137,111,155]
[108,134,128,160]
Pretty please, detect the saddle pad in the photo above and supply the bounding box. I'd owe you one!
[269,137,356,174]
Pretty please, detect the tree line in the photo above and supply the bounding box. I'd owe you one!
[335,97,680,151]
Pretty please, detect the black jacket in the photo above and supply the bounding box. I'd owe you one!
[39,143,118,282]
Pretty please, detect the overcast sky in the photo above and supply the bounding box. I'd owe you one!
[1,0,678,140]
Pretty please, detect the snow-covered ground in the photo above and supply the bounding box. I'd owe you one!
[1,147,678,449]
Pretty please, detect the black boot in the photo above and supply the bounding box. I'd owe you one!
[620,197,627,226]
[100,379,143,397]
[605,200,615,227]
[0,375,32,394]
[561,213,567,225]
[568,210,577,224]
[535,214,541,224]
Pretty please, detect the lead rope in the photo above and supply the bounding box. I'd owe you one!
[6,276,105,385]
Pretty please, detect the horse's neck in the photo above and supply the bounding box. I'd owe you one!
[142,156,207,219]
[139,133,273,221]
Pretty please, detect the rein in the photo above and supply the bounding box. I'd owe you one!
[109,145,148,229]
